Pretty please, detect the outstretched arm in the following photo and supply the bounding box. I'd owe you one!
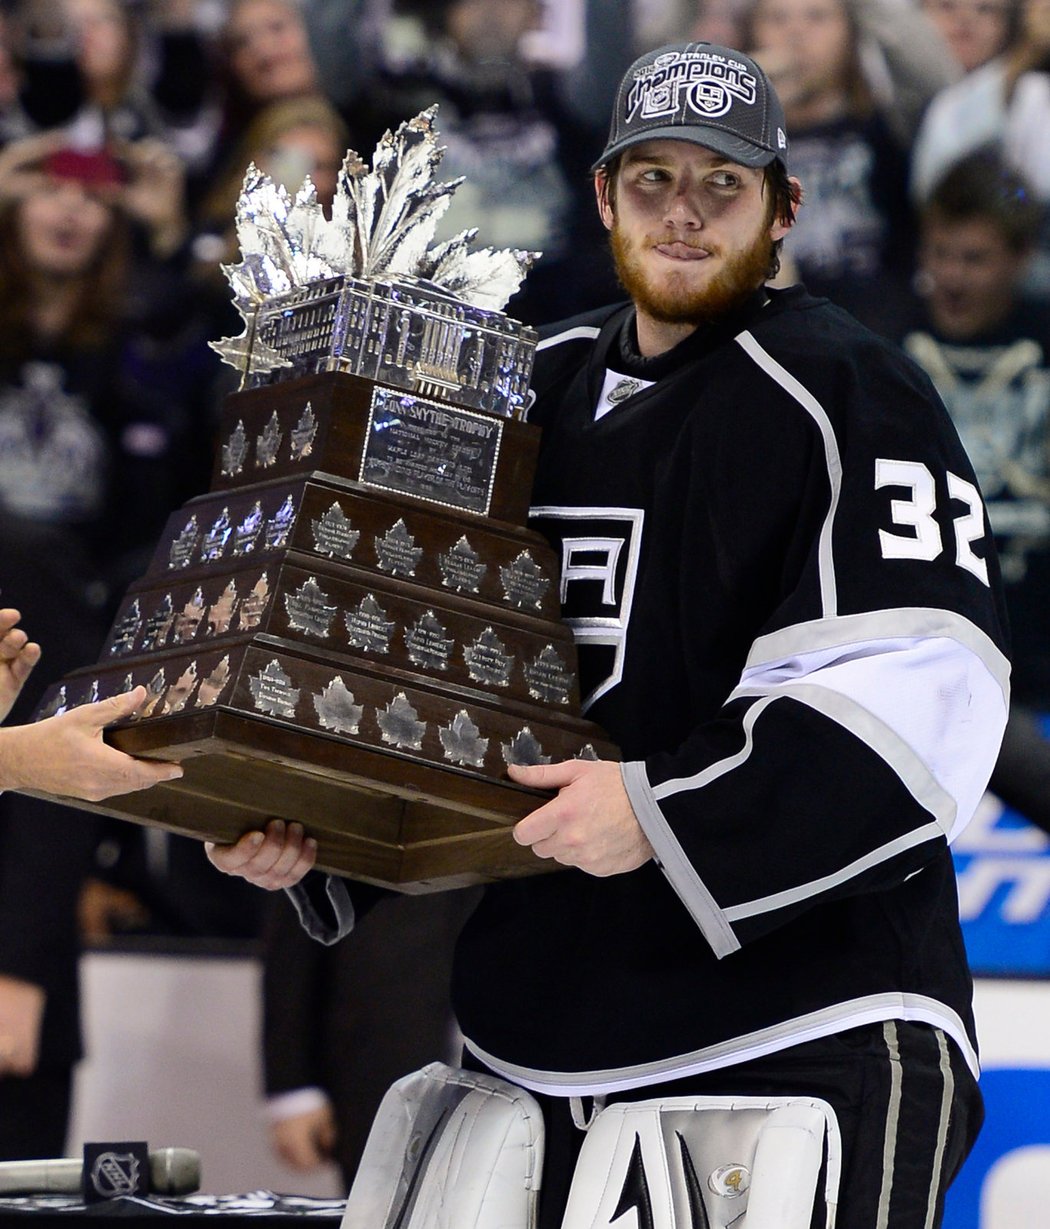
[0,687,183,800]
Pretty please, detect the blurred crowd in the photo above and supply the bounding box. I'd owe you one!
[0,0,1048,1195]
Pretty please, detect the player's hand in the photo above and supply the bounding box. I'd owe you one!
[205,819,317,890]
[0,975,45,1078]
[269,1103,337,1171]
[509,759,654,876]
[0,608,41,723]
[0,688,183,799]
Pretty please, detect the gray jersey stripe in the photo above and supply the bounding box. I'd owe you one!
[736,330,843,617]
[876,1021,904,1229]
[924,1030,955,1229]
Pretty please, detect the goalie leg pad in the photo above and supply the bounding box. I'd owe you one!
[559,1095,841,1229]
[340,1062,544,1229]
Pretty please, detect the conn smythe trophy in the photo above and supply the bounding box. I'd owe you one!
[31,110,616,892]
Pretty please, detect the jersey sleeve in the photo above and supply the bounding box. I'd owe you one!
[622,327,1010,959]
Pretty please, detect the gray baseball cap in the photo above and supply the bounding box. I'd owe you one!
[593,42,789,172]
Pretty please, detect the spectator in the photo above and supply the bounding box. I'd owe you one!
[353,0,615,324]
[745,0,919,331]
[4,0,216,163]
[190,93,349,338]
[896,150,1050,830]
[911,0,1050,204]
[921,0,1019,73]
[214,0,323,162]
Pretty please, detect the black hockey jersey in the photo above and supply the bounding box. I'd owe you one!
[297,286,1010,1097]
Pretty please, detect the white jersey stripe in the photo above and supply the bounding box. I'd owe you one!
[736,330,843,617]
[746,607,1011,704]
[462,992,980,1098]
[537,325,602,351]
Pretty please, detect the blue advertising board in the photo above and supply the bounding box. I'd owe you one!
[946,795,1050,1226]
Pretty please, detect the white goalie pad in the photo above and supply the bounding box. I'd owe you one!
[340,1062,544,1229]
[560,1095,841,1229]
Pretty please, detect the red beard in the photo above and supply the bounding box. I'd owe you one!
[610,223,774,326]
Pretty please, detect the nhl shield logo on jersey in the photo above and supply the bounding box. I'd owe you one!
[625,48,758,124]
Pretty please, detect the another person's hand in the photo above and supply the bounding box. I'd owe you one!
[206,819,317,890]
[269,1102,337,1171]
[0,608,40,722]
[112,138,188,259]
[0,975,45,1078]
[0,131,67,204]
[0,687,183,800]
[509,759,655,876]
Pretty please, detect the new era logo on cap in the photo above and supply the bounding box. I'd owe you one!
[593,42,789,172]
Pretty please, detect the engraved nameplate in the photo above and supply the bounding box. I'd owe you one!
[360,387,502,515]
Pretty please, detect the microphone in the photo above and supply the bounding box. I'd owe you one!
[0,1147,201,1196]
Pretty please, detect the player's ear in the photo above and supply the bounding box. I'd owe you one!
[595,171,615,232]
[771,175,802,242]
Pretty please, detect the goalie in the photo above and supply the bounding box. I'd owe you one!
[210,39,1008,1229]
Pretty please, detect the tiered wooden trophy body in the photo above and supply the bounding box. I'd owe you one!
[32,370,617,891]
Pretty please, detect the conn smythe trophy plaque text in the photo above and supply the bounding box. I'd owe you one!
[31,111,616,892]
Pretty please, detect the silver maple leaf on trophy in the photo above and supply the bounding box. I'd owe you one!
[210,108,541,418]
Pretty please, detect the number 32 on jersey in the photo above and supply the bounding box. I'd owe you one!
[875,458,989,586]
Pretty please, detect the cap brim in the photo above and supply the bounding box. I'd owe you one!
[590,125,779,174]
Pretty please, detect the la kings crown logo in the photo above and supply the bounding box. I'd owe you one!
[625,49,757,124]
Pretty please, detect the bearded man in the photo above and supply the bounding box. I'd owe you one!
[209,43,1009,1229]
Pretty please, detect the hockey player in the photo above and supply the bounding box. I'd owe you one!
[209,42,1010,1229]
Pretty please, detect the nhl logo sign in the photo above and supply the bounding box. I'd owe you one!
[82,1141,150,1203]
[91,1152,141,1197]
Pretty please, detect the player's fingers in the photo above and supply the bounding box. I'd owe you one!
[0,627,27,658]
[9,642,41,681]
[512,797,565,847]
[205,829,270,874]
[506,759,582,791]
[100,753,183,797]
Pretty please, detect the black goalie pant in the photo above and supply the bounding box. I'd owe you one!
[469,1019,982,1229]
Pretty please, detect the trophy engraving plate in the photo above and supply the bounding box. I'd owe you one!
[345,594,395,654]
[360,387,503,516]
[290,402,317,459]
[164,663,198,714]
[311,502,360,559]
[175,589,206,643]
[198,656,231,706]
[141,596,175,652]
[168,517,199,570]
[502,727,551,767]
[405,611,453,671]
[265,496,296,549]
[207,581,239,635]
[109,600,141,656]
[440,536,486,593]
[232,501,265,555]
[501,551,550,610]
[141,669,167,717]
[523,645,573,705]
[237,573,270,630]
[221,421,249,476]
[464,628,513,687]
[313,677,364,734]
[440,710,488,768]
[377,692,425,750]
[285,577,338,638]
[256,411,283,467]
[249,659,300,718]
[375,519,423,576]
[201,509,232,562]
